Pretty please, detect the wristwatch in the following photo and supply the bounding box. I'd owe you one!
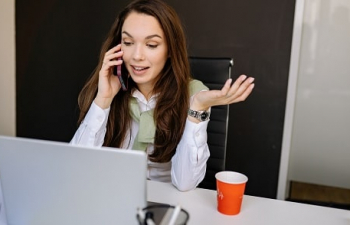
[188,109,210,121]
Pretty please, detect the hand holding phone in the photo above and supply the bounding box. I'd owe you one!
[114,58,128,91]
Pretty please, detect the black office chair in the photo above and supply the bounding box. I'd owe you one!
[189,57,233,190]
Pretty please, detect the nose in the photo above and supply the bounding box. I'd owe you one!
[132,44,145,61]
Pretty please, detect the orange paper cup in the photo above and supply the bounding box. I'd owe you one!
[215,171,248,215]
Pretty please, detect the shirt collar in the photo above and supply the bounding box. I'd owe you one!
[131,88,159,105]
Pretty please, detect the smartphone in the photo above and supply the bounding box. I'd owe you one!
[114,57,128,91]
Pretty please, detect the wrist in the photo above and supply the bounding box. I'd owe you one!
[94,96,113,109]
[190,94,209,111]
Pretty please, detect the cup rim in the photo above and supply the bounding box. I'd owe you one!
[215,171,248,184]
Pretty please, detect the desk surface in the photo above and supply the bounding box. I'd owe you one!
[147,180,350,225]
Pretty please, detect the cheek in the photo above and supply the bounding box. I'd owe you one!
[152,50,168,65]
[121,50,131,61]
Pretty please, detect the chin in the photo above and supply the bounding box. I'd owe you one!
[130,76,149,86]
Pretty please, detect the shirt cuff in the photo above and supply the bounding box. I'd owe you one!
[182,118,209,147]
[82,102,110,132]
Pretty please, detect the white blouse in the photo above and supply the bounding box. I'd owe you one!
[70,89,210,191]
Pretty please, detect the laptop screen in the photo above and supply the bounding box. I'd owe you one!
[0,136,147,225]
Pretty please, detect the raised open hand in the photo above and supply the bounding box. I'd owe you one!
[191,75,255,111]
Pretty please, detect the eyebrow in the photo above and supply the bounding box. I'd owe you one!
[122,31,162,40]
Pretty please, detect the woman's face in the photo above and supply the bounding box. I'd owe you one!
[121,12,168,94]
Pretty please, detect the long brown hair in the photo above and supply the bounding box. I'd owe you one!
[77,0,191,163]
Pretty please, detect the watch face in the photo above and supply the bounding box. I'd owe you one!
[200,111,209,121]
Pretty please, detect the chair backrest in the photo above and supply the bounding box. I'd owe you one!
[189,57,233,190]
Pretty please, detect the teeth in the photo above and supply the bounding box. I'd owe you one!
[134,67,144,71]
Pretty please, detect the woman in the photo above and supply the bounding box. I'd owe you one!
[71,0,255,191]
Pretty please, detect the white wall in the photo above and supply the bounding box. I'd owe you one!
[0,0,16,137]
[289,0,350,189]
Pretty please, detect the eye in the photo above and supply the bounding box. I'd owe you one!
[147,44,158,49]
[123,41,133,46]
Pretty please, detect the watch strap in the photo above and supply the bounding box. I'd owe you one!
[188,109,210,121]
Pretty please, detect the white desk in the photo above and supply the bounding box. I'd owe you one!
[147,180,350,225]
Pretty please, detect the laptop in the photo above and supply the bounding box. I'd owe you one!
[0,136,147,225]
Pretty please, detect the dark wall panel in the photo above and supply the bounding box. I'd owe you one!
[16,0,295,198]
[16,0,130,141]
[167,0,295,198]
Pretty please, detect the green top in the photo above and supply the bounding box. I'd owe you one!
[129,79,208,151]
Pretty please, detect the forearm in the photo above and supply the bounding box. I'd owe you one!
[70,102,110,147]
[171,119,210,191]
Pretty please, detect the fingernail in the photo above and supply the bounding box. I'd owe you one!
[249,77,255,83]
[242,75,247,81]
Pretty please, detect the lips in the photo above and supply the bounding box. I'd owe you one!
[133,66,148,71]
[131,65,149,75]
